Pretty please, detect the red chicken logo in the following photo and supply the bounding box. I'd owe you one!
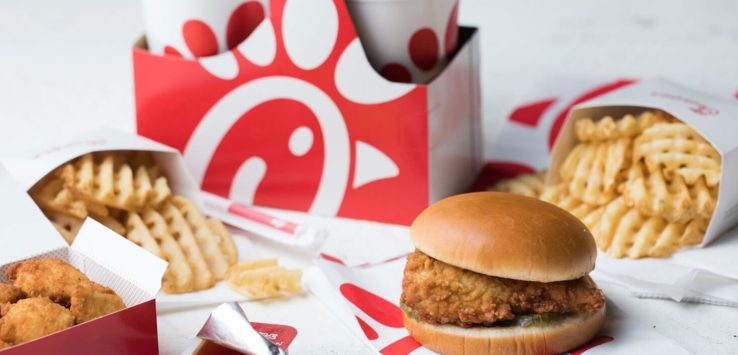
[136,0,431,224]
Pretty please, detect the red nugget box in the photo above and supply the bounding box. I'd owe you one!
[134,0,482,225]
[0,166,166,355]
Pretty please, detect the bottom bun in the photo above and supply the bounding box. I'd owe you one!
[404,305,606,355]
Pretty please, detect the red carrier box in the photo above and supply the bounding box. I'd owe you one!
[134,0,482,225]
[0,167,166,355]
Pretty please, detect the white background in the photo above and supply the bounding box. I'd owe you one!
[1,0,738,354]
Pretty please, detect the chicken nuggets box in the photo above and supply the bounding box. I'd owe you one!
[133,0,482,225]
[0,166,167,355]
[548,79,738,247]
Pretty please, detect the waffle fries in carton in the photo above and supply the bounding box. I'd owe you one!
[0,166,166,355]
[547,79,738,257]
[2,129,237,294]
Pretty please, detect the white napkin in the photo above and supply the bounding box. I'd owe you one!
[593,224,738,307]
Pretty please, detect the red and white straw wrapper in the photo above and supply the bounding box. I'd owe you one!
[202,191,328,252]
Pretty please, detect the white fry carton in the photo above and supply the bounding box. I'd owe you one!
[548,79,738,246]
[1,128,204,209]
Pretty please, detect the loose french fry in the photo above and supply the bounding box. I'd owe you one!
[225,259,302,300]
[489,171,546,198]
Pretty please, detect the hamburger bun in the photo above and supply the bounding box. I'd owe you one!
[403,305,606,355]
[410,192,597,282]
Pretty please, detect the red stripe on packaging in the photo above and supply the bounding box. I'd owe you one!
[340,283,404,328]
[548,79,637,149]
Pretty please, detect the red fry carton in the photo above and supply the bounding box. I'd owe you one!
[133,0,482,225]
[0,166,167,355]
[548,79,738,246]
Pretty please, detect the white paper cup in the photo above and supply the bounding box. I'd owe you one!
[346,0,459,83]
[142,0,269,58]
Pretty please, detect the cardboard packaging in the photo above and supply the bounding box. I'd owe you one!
[345,0,459,83]
[548,79,738,246]
[134,0,482,225]
[0,166,167,355]
[2,128,204,208]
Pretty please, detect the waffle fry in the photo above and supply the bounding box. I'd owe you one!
[621,163,717,223]
[155,202,214,290]
[59,153,172,212]
[575,111,673,142]
[541,184,604,231]
[91,213,127,236]
[489,171,546,198]
[547,111,720,258]
[130,210,195,293]
[593,197,706,258]
[634,123,721,187]
[206,217,239,267]
[225,259,303,300]
[30,177,108,219]
[124,213,162,257]
[45,211,83,244]
[560,138,630,205]
[168,197,232,279]
[31,151,238,294]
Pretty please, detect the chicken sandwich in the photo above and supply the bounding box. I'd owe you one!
[401,192,605,355]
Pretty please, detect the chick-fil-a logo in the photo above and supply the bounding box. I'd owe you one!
[650,91,719,116]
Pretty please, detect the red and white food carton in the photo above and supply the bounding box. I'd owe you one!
[2,128,203,207]
[0,166,167,355]
[133,0,482,225]
[548,79,738,246]
[345,0,459,83]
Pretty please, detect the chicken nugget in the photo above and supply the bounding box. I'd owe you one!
[70,281,126,324]
[0,339,10,349]
[6,258,89,305]
[0,284,25,304]
[0,297,74,345]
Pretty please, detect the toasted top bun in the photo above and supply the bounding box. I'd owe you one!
[403,305,606,355]
[410,192,597,282]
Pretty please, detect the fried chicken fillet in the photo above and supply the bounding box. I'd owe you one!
[0,284,25,304]
[6,258,89,305]
[0,297,74,344]
[401,250,605,327]
[70,281,126,324]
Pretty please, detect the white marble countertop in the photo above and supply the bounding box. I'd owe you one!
[1,0,737,354]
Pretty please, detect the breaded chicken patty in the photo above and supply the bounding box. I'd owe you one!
[401,250,604,327]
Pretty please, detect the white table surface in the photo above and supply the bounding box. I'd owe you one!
[1,0,738,354]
